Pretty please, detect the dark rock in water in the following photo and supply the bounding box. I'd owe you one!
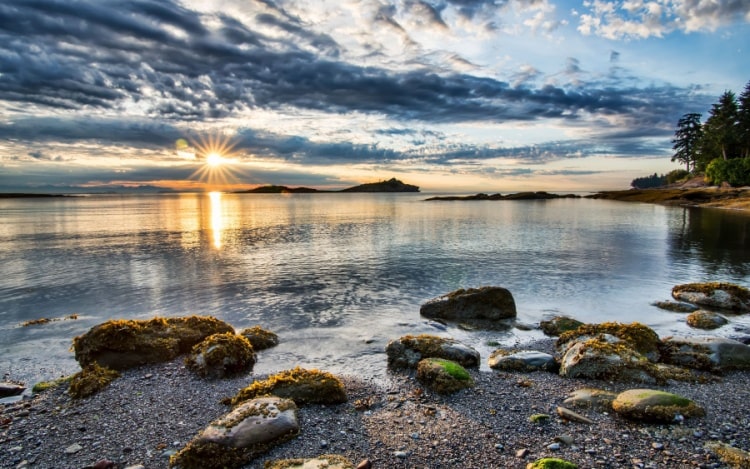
[539,316,584,336]
[672,282,750,312]
[0,382,25,398]
[238,326,279,350]
[652,300,698,313]
[385,334,480,369]
[660,336,750,371]
[686,310,728,330]
[420,286,517,325]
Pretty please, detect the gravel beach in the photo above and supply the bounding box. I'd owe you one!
[2,339,749,469]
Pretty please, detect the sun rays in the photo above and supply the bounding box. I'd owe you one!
[181,131,243,190]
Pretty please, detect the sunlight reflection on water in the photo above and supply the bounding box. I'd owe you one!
[0,193,748,385]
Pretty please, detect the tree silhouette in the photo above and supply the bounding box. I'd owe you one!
[671,113,702,172]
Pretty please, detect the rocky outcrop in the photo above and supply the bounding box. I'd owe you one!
[539,316,584,336]
[420,287,516,325]
[672,282,750,312]
[686,310,728,330]
[229,367,347,407]
[611,389,704,423]
[488,350,558,372]
[416,358,474,394]
[185,333,256,379]
[170,397,299,469]
[73,316,234,370]
[239,326,279,351]
[660,336,750,371]
[385,334,480,369]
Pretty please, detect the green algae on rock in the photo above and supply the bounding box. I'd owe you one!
[385,334,480,369]
[186,332,256,379]
[68,363,120,399]
[73,316,234,370]
[229,367,347,407]
[611,389,704,423]
[416,358,474,395]
[526,457,578,469]
[239,326,280,351]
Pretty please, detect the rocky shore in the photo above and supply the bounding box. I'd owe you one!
[2,340,750,469]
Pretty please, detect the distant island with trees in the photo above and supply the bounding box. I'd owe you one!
[235,177,419,194]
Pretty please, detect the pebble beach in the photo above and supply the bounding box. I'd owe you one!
[2,339,750,469]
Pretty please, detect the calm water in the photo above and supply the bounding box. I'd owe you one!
[1,193,749,386]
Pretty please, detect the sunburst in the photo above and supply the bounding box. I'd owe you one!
[182,131,243,190]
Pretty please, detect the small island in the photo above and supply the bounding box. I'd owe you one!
[235,177,419,194]
[425,191,580,201]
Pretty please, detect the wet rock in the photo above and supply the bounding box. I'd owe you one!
[686,310,728,330]
[488,350,558,372]
[611,389,704,423]
[672,282,750,312]
[416,358,474,395]
[229,367,346,406]
[385,334,480,369]
[539,316,584,336]
[238,326,279,351]
[265,454,355,469]
[652,301,698,313]
[0,382,25,398]
[420,286,517,324]
[660,336,750,371]
[170,397,299,469]
[185,332,256,379]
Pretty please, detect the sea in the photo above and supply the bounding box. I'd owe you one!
[1,192,749,388]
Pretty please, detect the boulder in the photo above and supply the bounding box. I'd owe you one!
[557,322,661,362]
[185,333,256,379]
[611,389,704,423]
[672,282,750,312]
[420,287,516,324]
[239,326,279,351]
[562,388,618,411]
[539,316,584,336]
[170,397,299,469]
[0,382,25,398]
[660,336,750,371]
[265,455,355,469]
[385,334,480,369]
[416,358,474,395]
[488,350,558,372]
[686,310,728,330]
[229,367,346,407]
[558,335,660,383]
[73,316,235,370]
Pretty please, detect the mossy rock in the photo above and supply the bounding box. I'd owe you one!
[68,363,120,399]
[540,316,584,336]
[385,334,480,369]
[32,376,72,394]
[672,282,750,312]
[264,454,355,469]
[526,458,578,469]
[611,389,705,423]
[73,316,234,370]
[705,441,750,468]
[186,333,256,379]
[239,326,280,351]
[229,367,347,407]
[686,310,728,330]
[528,413,550,424]
[557,322,661,361]
[416,358,474,395]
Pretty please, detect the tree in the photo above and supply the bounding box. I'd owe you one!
[671,113,702,172]
[699,91,739,165]
[737,80,750,158]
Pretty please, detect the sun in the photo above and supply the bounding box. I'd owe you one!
[206,152,225,167]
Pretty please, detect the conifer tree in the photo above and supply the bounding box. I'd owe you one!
[671,113,702,172]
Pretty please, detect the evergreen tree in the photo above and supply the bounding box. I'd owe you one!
[699,91,739,165]
[737,80,750,158]
[671,112,702,172]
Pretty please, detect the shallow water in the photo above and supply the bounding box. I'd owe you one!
[1,193,749,386]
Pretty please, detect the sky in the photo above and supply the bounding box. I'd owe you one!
[1,0,749,193]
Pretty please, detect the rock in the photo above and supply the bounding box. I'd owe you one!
[557,334,659,383]
[672,282,750,312]
[539,316,584,336]
[611,389,704,423]
[265,454,355,469]
[556,406,594,424]
[488,350,558,372]
[385,334,480,369]
[557,322,661,361]
[185,333,256,379]
[170,397,299,469]
[529,413,550,424]
[416,358,474,394]
[356,459,372,469]
[92,459,115,469]
[68,363,120,399]
[660,336,750,371]
[562,388,617,411]
[229,367,347,406]
[73,316,234,370]
[526,458,578,469]
[0,382,25,398]
[419,286,517,325]
[238,326,279,351]
[705,441,750,468]
[686,310,728,330]
[652,301,698,313]
[64,443,83,454]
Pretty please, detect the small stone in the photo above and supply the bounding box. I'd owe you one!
[554,435,575,446]
[92,460,115,469]
[547,443,561,451]
[123,466,146,469]
[652,442,664,450]
[394,451,408,459]
[320,440,328,448]
[495,443,504,451]
[411,432,420,440]
[356,460,372,469]
[64,443,82,454]
[516,448,530,458]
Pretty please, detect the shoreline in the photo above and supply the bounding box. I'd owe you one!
[587,187,750,212]
[2,339,749,468]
